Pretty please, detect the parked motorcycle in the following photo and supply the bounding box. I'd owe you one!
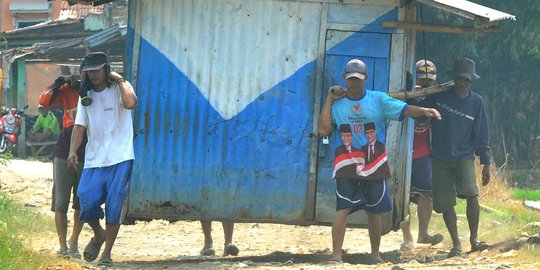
[0,105,27,154]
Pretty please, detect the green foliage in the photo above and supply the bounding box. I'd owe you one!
[417,0,540,169]
[514,189,540,200]
[0,193,52,270]
[0,153,12,167]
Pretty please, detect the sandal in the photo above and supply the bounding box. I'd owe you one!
[470,241,489,252]
[68,246,82,259]
[97,257,114,267]
[200,247,215,256]
[447,247,462,258]
[83,237,105,262]
[223,243,239,256]
[56,248,69,257]
[400,241,414,250]
[418,233,444,245]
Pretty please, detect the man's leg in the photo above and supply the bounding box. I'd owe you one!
[417,196,433,241]
[99,223,121,262]
[199,220,215,255]
[222,222,239,256]
[331,208,350,262]
[222,222,233,245]
[68,209,84,252]
[442,208,461,252]
[54,212,69,252]
[400,205,414,249]
[87,220,106,243]
[466,196,480,244]
[367,212,383,263]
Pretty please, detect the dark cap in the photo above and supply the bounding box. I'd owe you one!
[339,124,352,133]
[364,122,375,132]
[448,57,480,81]
[344,59,367,80]
[81,52,109,72]
[416,59,436,80]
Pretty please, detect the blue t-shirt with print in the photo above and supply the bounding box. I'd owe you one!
[331,90,407,149]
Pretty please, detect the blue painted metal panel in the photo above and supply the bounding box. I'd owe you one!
[126,0,403,224]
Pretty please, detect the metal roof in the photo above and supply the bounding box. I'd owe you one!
[9,0,49,12]
[417,0,516,23]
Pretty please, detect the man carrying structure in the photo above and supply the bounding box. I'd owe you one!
[401,59,444,250]
[421,57,491,258]
[318,59,441,264]
[68,52,138,266]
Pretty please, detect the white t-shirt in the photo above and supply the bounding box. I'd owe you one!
[75,82,135,168]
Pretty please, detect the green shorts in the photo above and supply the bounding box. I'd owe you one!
[431,157,478,213]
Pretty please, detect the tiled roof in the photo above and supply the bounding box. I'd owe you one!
[59,2,104,20]
[9,0,49,12]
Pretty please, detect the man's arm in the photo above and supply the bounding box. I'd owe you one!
[110,71,138,109]
[67,124,86,168]
[404,105,441,120]
[318,86,346,136]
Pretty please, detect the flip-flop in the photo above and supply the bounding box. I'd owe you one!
[400,241,414,250]
[68,246,81,259]
[470,241,489,252]
[200,247,215,256]
[223,243,239,256]
[326,257,343,264]
[97,257,113,267]
[418,233,444,245]
[83,237,105,262]
[56,248,68,257]
[447,247,462,258]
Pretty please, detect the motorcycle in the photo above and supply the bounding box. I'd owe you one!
[0,106,27,154]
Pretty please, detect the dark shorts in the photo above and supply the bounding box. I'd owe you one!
[431,157,478,213]
[335,178,392,214]
[410,155,433,204]
[51,157,83,213]
[77,160,133,224]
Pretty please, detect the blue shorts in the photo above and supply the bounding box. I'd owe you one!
[335,178,392,214]
[410,155,433,204]
[77,160,133,224]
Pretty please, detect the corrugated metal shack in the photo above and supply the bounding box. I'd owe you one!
[124,0,515,233]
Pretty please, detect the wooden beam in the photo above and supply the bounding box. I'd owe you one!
[383,20,501,34]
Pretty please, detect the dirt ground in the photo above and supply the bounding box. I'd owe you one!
[1,159,538,270]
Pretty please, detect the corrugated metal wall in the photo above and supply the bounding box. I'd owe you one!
[126,0,410,228]
[128,0,323,221]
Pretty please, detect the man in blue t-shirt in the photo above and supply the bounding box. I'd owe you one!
[318,59,441,264]
[421,58,491,258]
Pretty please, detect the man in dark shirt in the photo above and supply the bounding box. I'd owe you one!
[422,58,491,258]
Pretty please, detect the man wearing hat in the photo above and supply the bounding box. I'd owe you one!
[400,60,444,250]
[68,52,138,266]
[28,104,61,142]
[39,64,87,258]
[421,57,491,258]
[318,59,441,264]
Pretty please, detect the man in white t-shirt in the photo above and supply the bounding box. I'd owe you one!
[68,52,138,267]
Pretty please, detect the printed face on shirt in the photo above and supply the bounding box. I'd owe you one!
[365,129,376,144]
[340,132,353,148]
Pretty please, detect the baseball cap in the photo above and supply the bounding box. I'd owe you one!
[344,59,367,80]
[81,52,109,72]
[416,59,436,80]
